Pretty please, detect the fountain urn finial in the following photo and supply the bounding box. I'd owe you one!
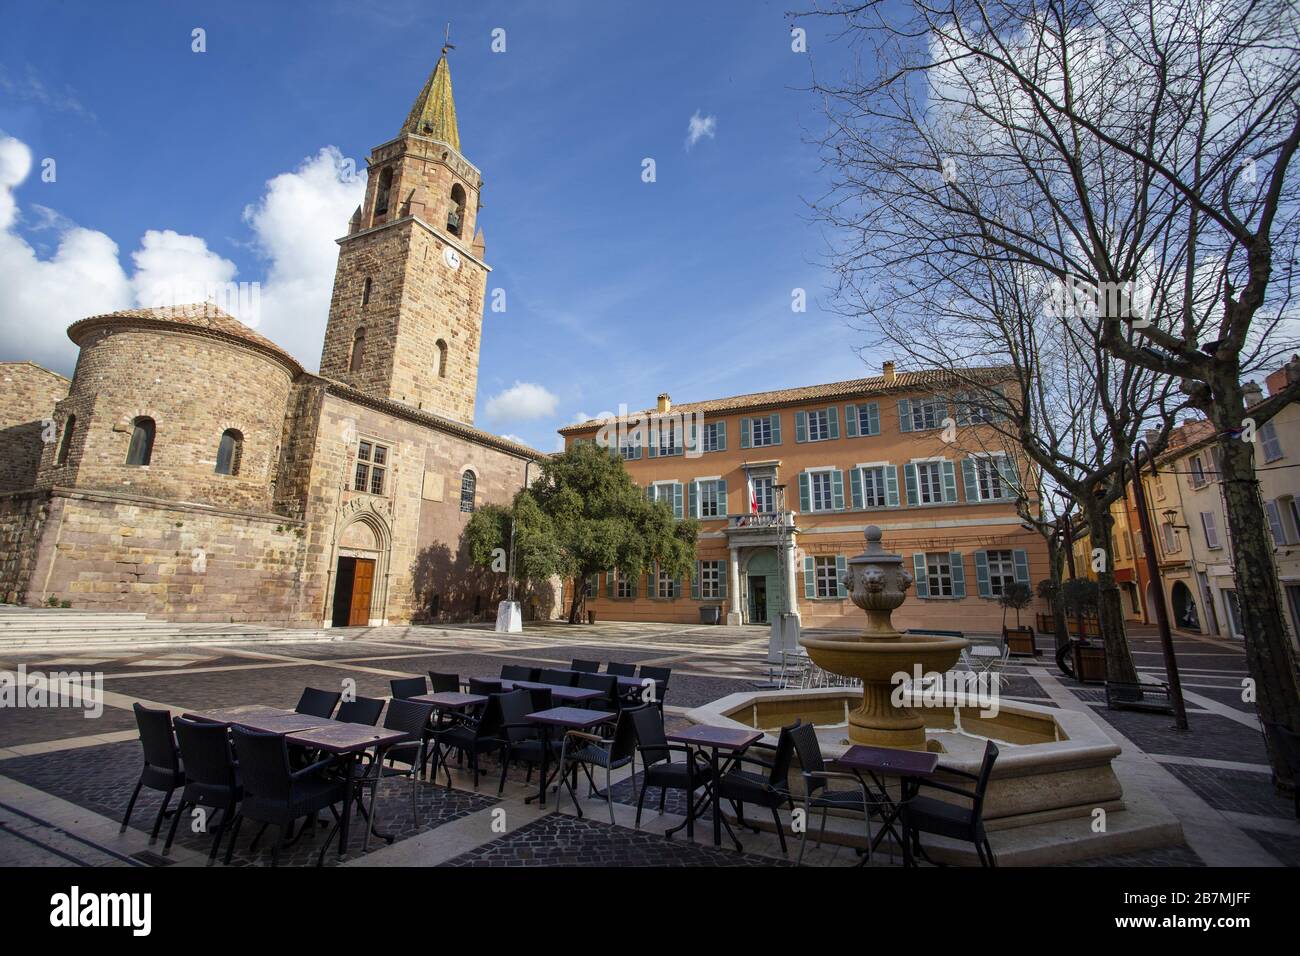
[843,526,913,640]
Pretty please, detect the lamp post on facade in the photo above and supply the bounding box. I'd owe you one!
[1127,442,1190,730]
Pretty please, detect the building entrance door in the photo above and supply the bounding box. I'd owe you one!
[332,556,376,627]
[748,576,768,624]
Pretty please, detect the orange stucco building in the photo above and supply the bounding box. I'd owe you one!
[559,364,1048,635]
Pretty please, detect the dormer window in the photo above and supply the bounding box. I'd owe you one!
[447,183,466,236]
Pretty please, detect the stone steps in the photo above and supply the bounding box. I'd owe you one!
[0,606,329,649]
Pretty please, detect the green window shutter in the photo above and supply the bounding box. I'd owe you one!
[607,570,615,598]
[673,574,682,599]
[1265,500,1285,545]
[846,404,859,438]
[803,556,816,599]
[795,411,808,443]
[648,426,658,458]
[898,399,913,433]
[903,463,918,506]
[692,561,701,599]
[828,406,840,440]
[998,456,1018,496]
[688,422,698,455]
[865,402,880,435]
[938,401,950,427]
[798,472,811,512]
[769,414,782,445]
[912,553,929,598]
[740,417,751,449]
[719,559,728,599]
[672,482,683,519]
[831,469,845,510]
[688,480,698,518]
[974,551,991,597]
[1013,549,1030,585]
[717,421,727,451]
[954,392,969,427]
[962,458,979,502]
[885,465,900,506]
[941,461,958,502]
[950,552,966,598]
[850,468,863,509]
[835,555,848,598]
[716,479,728,516]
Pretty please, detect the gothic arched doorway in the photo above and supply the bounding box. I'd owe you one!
[331,513,390,627]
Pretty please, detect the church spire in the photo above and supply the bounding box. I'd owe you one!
[400,35,460,151]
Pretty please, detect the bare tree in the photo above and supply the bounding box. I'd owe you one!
[802,0,1300,781]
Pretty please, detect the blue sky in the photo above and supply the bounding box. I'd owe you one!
[0,0,875,451]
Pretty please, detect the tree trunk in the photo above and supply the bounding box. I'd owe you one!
[567,578,585,624]
[1214,400,1300,788]
[1083,501,1140,684]
[1049,541,1071,653]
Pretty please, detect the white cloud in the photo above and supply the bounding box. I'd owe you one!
[685,110,717,150]
[0,133,363,374]
[484,381,560,421]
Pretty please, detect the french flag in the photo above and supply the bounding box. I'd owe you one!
[745,465,758,514]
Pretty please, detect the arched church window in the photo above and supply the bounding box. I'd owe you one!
[215,429,243,476]
[350,327,365,372]
[57,415,76,466]
[374,168,393,216]
[436,339,448,378]
[447,183,466,236]
[126,417,155,467]
[459,470,476,513]
[361,277,372,306]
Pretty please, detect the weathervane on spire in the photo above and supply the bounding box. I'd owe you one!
[441,22,455,56]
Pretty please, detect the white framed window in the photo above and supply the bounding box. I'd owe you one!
[656,567,676,599]
[1189,455,1207,489]
[860,466,888,508]
[655,424,678,457]
[1162,522,1180,553]
[958,393,994,425]
[459,470,476,513]
[354,440,389,495]
[699,560,723,599]
[814,556,839,598]
[809,470,835,512]
[702,422,724,452]
[807,409,830,442]
[698,480,722,517]
[925,552,954,597]
[750,417,774,447]
[752,476,775,513]
[911,397,946,431]
[985,550,1016,597]
[975,457,1009,500]
[584,574,598,599]
[1200,512,1222,550]
[616,572,635,599]
[1260,421,1283,462]
[915,461,944,504]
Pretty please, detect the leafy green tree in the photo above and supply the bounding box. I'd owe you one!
[998,582,1033,630]
[464,442,699,623]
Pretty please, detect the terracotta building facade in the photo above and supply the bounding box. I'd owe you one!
[559,367,1048,634]
[0,54,559,627]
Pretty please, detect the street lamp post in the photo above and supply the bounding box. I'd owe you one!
[496,459,531,634]
[1128,441,1190,731]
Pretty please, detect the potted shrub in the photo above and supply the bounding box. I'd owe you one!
[1061,578,1107,682]
[999,583,1037,656]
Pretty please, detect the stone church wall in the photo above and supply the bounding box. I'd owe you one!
[0,363,70,492]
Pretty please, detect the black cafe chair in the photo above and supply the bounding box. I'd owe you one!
[500,664,536,682]
[224,727,346,867]
[539,668,577,687]
[788,720,881,865]
[524,685,554,713]
[577,672,618,712]
[902,740,1000,867]
[427,671,460,694]
[570,659,600,673]
[166,717,243,861]
[347,698,437,849]
[559,707,639,824]
[715,720,800,853]
[336,696,385,726]
[122,703,185,841]
[294,687,341,719]
[638,666,671,708]
[469,678,504,697]
[627,705,711,838]
[606,662,637,678]
[390,677,428,700]
[495,690,563,795]
[430,693,506,789]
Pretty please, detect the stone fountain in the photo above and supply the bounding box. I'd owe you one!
[799,526,967,749]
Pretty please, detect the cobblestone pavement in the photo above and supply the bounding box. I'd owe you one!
[0,620,1294,867]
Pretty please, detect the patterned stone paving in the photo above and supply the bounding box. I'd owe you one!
[443,813,788,867]
[1161,763,1294,819]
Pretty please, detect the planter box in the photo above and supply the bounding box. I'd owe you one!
[1004,625,1039,657]
[1073,642,1108,684]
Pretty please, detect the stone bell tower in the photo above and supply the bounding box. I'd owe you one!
[319,45,488,424]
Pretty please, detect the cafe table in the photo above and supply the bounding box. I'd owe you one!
[666,724,763,849]
[410,692,489,787]
[524,706,616,809]
[831,743,939,866]
[498,679,604,706]
[284,721,411,856]
[183,705,332,735]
